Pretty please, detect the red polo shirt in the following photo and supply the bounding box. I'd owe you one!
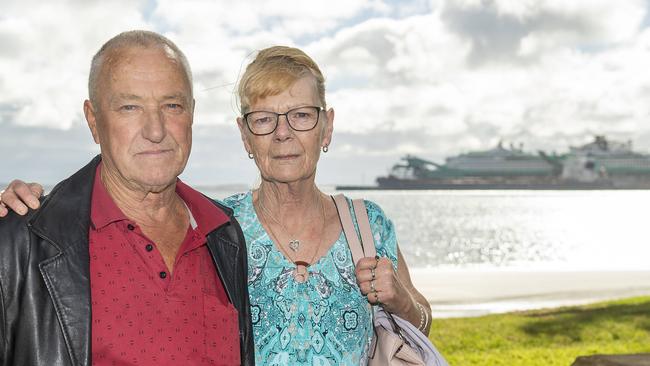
[89,164,240,365]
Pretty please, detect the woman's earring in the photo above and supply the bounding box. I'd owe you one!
[322,145,329,153]
[248,152,254,159]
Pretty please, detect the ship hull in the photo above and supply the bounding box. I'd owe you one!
[336,176,650,190]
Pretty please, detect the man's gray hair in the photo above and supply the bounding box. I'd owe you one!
[88,30,193,105]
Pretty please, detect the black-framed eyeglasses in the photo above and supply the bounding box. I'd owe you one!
[243,106,323,136]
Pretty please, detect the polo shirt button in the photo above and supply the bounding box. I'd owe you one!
[159,271,167,279]
[127,224,135,231]
[145,244,154,252]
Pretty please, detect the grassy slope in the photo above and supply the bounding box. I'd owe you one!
[428,296,650,366]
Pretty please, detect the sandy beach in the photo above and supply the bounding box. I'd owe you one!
[410,268,650,318]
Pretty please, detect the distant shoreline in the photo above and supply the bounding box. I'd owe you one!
[411,268,650,318]
[335,184,650,190]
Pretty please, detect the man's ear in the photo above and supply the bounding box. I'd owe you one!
[190,98,196,124]
[84,100,100,144]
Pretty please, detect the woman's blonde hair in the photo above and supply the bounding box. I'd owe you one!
[238,46,326,114]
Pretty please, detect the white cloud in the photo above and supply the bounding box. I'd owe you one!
[153,0,384,38]
[441,0,646,67]
[0,0,151,128]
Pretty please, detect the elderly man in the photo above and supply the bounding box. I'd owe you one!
[0,31,253,365]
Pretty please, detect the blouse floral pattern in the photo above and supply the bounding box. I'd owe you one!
[223,192,398,366]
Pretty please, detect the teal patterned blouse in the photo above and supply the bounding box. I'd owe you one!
[223,192,398,366]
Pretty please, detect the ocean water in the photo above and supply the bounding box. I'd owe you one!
[342,190,650,271]
[204,188,650,271]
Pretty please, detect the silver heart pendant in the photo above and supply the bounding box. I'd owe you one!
[288,239,300,252]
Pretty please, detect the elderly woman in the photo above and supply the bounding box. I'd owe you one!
[0,46,431,365]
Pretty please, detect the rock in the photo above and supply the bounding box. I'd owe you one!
[572,354,650,366]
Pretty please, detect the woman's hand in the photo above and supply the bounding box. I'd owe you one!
[0,180,44,217]
[356,256,415,315]
[355,248,432,335]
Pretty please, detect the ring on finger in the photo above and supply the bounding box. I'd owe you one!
[370,267,376,281]
[370,279,376,293]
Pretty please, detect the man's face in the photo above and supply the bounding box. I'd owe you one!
[85,46,194,193]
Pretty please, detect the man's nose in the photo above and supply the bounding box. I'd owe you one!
[142,108,166,143]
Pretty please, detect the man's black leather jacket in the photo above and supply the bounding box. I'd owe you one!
[0,156,254,365]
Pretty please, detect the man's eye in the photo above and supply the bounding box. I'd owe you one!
[120,105,138,111]
[164,103,185,113]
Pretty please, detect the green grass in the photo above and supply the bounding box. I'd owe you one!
[428,296,650,366]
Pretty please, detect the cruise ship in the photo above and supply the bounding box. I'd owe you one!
[345,136,650,190]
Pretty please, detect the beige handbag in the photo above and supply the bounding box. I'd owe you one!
[369,310,427,365]
[332,194,449,366]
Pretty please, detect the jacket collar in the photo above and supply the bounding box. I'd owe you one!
[29,155,100,252]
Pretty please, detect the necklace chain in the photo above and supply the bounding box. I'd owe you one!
[256,190,322,252]
[255,191,327,283]
[257,197,308,252]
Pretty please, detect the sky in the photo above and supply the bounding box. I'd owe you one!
[2,0,650,187]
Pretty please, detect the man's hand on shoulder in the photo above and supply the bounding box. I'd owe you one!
[0,180,44,217]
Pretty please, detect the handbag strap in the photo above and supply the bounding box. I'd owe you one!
[332,193,379,269]
[333,194,366,265]
[352,198,377,258]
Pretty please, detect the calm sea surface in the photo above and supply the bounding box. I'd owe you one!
[204,189,650,271]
